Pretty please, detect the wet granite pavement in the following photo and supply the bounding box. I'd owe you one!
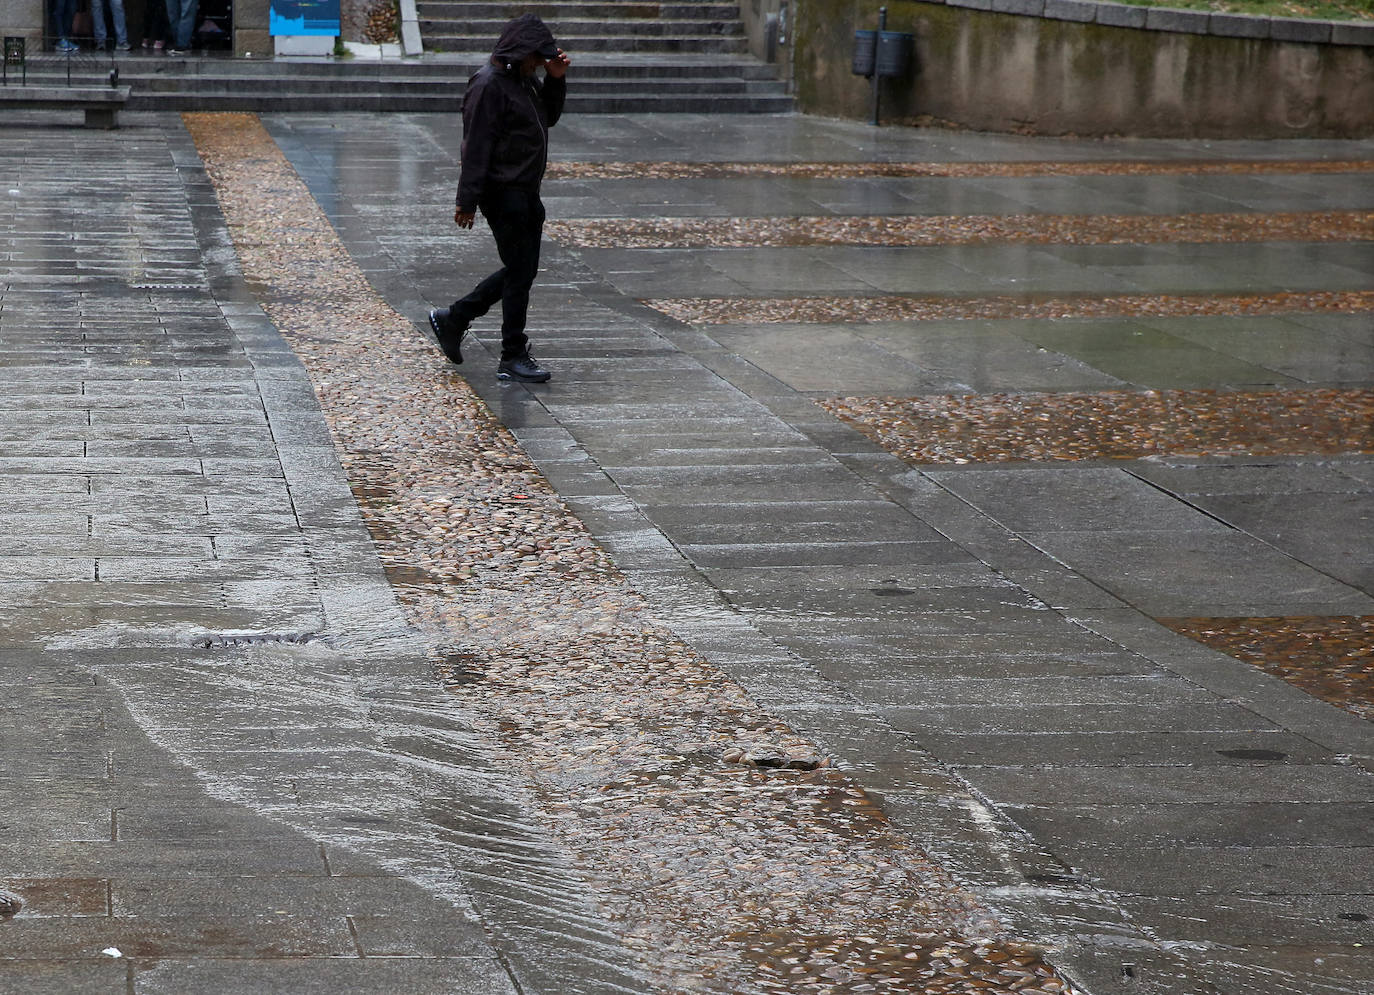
[1,108,1371,994]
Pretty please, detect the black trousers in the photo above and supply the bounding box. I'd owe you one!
[451,188,545,361]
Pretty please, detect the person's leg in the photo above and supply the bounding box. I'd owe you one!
[91,0,108,47]
[487,191,545,361]
[451,265,506,327]
[53,0,77,45]
[439,190,548,377]
[109,0,129,47]
[169,0,184,49]
[163,0,179,45]
[171,0,196,47]
[147,0,169,46]
[448,189,524,328]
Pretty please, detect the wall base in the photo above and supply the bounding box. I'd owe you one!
[796,0,1374,138]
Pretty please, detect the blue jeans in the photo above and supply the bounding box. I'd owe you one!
[50,0,77,41]
[92,0,129,46]
[165,0,198,48]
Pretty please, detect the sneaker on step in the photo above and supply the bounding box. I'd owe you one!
[427,307,467,364]
[497,353,551,383]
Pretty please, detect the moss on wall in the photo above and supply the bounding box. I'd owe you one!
[794,0,1374,137]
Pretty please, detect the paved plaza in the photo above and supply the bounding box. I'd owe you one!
[1,107,1371,994]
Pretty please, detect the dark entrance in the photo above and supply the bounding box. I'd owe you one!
[196,0,233,49]
[46,0,233,50]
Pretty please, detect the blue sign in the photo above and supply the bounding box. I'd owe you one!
[269,0,341,36]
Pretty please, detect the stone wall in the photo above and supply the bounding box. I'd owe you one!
[2,0,44,42]
[741,0,797,83]
[793,0,1374,137]
[234,0,270,55]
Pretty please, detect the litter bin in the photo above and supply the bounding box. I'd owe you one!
[852,29,876,77]
[875,30,913,77]
[852,29,913,78]
[852,8,915,125]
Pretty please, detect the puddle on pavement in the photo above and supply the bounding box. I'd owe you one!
[547,159,1374,181]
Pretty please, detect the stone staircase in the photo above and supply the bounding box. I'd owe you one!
[10,2,791,114]
[94,54,788,113]
[418,1,750,54]
[414,0,791,111]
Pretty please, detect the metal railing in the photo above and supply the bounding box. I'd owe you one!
[4,36,119,87]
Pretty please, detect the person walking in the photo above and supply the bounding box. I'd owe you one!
[427,14,569,384]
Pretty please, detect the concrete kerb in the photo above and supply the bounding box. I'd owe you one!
[925,0,1366,42]
[1040,0,1098,22]
[1034,0,1362,44]
[399,0,423,55]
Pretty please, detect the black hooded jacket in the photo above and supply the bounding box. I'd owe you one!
[456,15,566,212]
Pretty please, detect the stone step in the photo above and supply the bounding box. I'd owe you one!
[418,0,753,57]
[23,49,790,114]
[55,54,778,79]
[421,19,744,40]
[123,90,793,113]
[425,34,749,53]
[416,2,743,18]
[412,0,773,98]
[128,74,782,96]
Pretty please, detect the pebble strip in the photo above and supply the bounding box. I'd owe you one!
[547,160,1374,181]
[1159,617,1374,722]
[184,112,1075,995]
[546,211,1374,249]
[646,290,1374,325]
[817,389,1374,465]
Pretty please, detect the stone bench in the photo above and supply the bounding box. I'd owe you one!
[0,84,132,128]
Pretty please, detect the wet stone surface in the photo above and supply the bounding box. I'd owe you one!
[185,112,1076,994]
[261,109,1373,995]
[10,105,1372,995]
[547,160,1374,181]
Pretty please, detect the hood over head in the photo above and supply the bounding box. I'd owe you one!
[491,14,559,62]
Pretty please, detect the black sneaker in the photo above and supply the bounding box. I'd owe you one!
[497,353,551,383]
[427,308,467,364]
